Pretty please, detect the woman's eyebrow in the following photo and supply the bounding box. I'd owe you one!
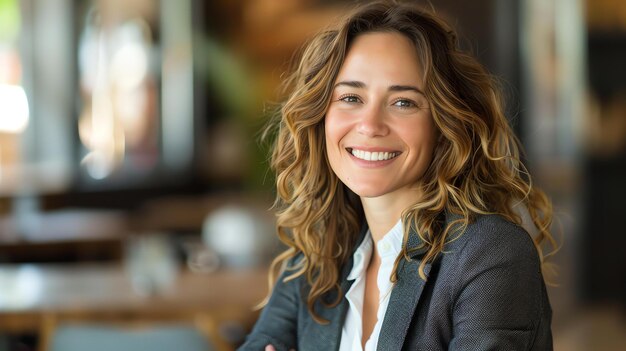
[389,85,425,96]
[334,81,425,96]
[334,80,366,89]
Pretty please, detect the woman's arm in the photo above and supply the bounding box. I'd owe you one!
[237,263,301,351]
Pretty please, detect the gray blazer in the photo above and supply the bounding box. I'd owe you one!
[239,214,553,350]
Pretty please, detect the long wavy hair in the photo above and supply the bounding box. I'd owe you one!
[263,0,558,323]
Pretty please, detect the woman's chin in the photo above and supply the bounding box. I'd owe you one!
[345,183,391,199]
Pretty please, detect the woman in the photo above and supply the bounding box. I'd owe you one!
[240,1,557,350]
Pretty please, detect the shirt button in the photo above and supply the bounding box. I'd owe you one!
[381,242,391,253]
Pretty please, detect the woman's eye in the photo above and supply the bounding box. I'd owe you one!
[392,99,416,108]
[339,95,361,103]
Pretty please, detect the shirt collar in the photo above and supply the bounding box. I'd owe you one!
[347,231,373,281]
[376,219,403,260]
[346,218,404,281]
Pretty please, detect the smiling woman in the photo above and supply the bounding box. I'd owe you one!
[325,32,438,206]
[239,1,558,350]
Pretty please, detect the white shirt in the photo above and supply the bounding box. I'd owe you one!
[339,220,404,351]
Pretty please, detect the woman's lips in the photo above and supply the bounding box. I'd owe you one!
[345,147,402,166]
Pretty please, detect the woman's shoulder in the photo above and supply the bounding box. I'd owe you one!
[442,213,540,267]
[433,214,546,310]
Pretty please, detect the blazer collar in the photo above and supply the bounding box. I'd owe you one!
[377,211,456,350]
[322,222,370,351]
[376,256,432,350]
[326,212,452,351]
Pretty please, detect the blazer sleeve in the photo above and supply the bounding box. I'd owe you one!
[237,259,301,351]
[448,222,553,351]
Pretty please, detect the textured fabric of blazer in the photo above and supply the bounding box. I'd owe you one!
[239,214,553,351]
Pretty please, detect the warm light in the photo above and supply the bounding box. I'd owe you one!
[111,42,148,90]
[0,84,29,133]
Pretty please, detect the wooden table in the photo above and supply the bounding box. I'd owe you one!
[0,263,268,350]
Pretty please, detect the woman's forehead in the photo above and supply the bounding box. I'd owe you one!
[335,32,425,89]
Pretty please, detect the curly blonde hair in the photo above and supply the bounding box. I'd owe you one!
[263,0,558,323]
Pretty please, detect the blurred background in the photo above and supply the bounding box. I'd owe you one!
[0,0,624,350]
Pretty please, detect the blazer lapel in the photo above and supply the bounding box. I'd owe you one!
[377,256,431,351]
[376,221,434,351]
[322,223,370,351]
[306,278,353,351]
[316,277,355,351]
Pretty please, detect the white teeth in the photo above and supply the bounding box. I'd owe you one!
[350,149,398,161]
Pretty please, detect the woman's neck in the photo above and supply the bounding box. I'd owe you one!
[360,186,423,243]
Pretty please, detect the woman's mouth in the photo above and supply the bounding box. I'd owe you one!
[346,148,401,161]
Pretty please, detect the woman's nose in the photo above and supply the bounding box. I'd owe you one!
[356,106,389,137]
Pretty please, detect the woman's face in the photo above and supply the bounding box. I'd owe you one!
[325,31,438,200]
